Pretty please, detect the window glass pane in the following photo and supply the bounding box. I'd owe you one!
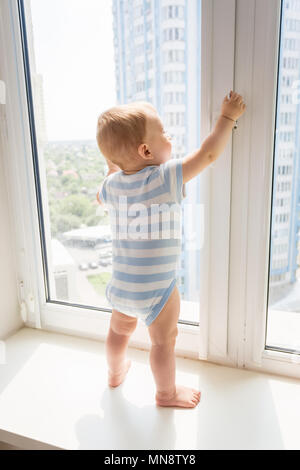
[23,0,202,324]
[266,0,300,352]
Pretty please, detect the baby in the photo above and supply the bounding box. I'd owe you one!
[96,92,246,408]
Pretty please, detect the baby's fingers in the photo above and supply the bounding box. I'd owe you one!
[233,93,241,101]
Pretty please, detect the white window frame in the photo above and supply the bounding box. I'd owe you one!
[0,0,235,361]
[3,0,299,379]
[228,0,300,380]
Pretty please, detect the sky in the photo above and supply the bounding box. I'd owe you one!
[29,0,116,141]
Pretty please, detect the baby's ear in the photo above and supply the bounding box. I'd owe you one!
[138,143,152,160]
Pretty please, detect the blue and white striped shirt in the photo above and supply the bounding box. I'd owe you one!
[98,157,186,326]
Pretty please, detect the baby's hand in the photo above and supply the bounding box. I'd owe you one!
[96,191,103,205]
[105,157,121,175]
[221,90,246,121]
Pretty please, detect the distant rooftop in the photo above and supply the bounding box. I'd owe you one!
[62,225,111,242]
[51,238,75,267]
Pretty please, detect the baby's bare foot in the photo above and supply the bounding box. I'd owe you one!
[108,359,131,388]
[156,385,201,408]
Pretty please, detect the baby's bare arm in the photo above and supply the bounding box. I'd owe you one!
[200,114,236,161]
[182,91,246,184]
[182,116,235,184]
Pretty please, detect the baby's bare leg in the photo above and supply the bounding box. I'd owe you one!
[148,284,201,408]
[106,309,138,387]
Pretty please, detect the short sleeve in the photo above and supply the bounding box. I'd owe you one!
[97,177,108,205]
[160,157,187,204]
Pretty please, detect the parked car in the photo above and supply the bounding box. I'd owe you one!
[89,262,98,269]
[79,262,89,271]
[100,254,111,260]
[96,236,111,245]
[99,249,112,258]
[98,259,109,267]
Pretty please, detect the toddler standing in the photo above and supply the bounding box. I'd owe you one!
[96,92,246,408]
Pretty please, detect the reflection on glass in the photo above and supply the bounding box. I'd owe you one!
[24,0,202,323]
[266,0,300,352]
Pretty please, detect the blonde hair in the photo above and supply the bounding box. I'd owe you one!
[96,101,157,170]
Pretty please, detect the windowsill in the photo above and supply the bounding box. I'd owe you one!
[1,327,300,450]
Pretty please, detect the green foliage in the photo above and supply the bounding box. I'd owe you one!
[60,194,94,218]
[88,272,111,296]
[57,214,81,233]
[45,140,107,236]
[86,214,107,226]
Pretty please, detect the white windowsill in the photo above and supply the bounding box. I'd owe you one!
[0,327,300,450]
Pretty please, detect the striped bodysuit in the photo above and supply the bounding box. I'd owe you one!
[98,157,186,326]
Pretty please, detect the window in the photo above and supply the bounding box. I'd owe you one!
[1,0,241,366]
[225,0,300,378]
[20,0,209,326]
[163,5,185,20]
[22,0,118,313]
[15,0,229,341]
[163,49,185,64]
[266,0,300,354]
[163,28,185,42]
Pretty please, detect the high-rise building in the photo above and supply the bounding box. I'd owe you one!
[112,0,202,301]
[269,0,300,297]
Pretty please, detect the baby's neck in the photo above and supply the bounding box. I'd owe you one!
[122,170,140,174]
[122,164,154,175]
